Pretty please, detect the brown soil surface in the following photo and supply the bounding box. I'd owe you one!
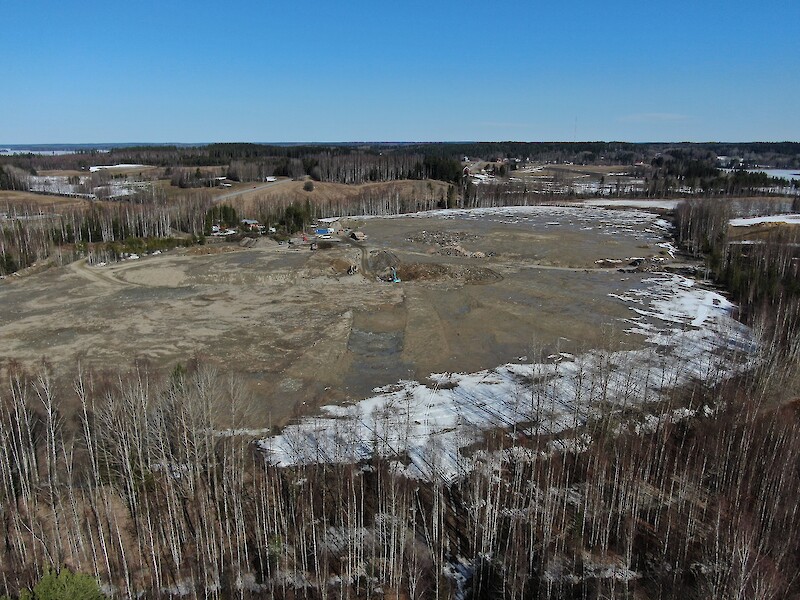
[225,179,452,213]
[0,190,90,210]
[0,207,685,430]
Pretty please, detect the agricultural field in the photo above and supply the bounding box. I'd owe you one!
[222,178,453,214]
[0,189,91,210]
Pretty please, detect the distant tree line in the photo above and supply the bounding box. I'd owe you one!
[675,196,800,359]
[170,167,223,189]
[4,142,797,191]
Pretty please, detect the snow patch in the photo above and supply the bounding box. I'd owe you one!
[582,199,683,210]
[260,211,753,482]
[729,214,800,227]
[261,272,752,482]
[89,163,145,172]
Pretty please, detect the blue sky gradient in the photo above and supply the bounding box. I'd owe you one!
[2,0,798,143]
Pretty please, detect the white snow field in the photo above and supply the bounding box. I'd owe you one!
[580,199,683,210]
[730,214,800,227]
[89,163,145,172]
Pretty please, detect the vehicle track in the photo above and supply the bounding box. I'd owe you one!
[68,259,142,289]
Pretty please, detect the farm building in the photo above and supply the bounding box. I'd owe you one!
[317,216,342,230]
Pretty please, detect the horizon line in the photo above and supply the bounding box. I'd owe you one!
[3,140,800,148]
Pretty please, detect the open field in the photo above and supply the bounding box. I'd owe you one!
[37,169,87,177]
[0,189,91,210]
[0,205,735,436]
[504,163,647,195]
[264,208,751,477]
[222,178,452,212]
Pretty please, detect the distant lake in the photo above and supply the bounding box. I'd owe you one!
[0,149,76,156]
[721,168,800,182]
[0,146,110,156]
[754,169,800,182]
[744,168,800,182]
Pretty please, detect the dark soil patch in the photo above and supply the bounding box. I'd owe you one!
[396,262,501,283]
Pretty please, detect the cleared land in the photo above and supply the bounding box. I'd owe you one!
[0,189,90,210]
[0,205,698,431]
[222,178,452,213]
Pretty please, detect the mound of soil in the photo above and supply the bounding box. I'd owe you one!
[396,262,500,283]
[406,229,478,246]
[368,250,400,272]
[328,258,356,275]
[406,230,490,258]
[188,246,238,255]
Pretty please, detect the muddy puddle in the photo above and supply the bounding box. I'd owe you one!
[343,307,413,397]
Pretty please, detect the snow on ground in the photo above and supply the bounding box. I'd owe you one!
[89,163,144,172]
[28,175,86,195]
[94,181,148,198]
[658,241,678,258]
[261,208,752,482]
[722,168,800,182]
[753,169,800,182]
[729,214,800,227]
[581,199,683,210]
[356,205,674,241]
[27,173,151,200]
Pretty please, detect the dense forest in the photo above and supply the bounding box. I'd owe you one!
[0,145,466,187]
[676,198,800,319]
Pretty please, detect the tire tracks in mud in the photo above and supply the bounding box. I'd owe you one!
[340,237,373,277]
[69,259,144,289]
[343,240,625,281]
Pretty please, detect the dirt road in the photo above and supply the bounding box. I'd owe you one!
[212,178,292,204]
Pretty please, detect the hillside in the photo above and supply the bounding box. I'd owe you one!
[219,178,454,214]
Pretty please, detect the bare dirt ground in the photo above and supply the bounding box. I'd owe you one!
[509,163,645,190]
[0,207,684,428]
[727,219,800,242]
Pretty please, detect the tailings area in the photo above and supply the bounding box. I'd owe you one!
[0,206,689,426]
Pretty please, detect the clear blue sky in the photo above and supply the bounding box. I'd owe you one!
[2,0,798,143]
